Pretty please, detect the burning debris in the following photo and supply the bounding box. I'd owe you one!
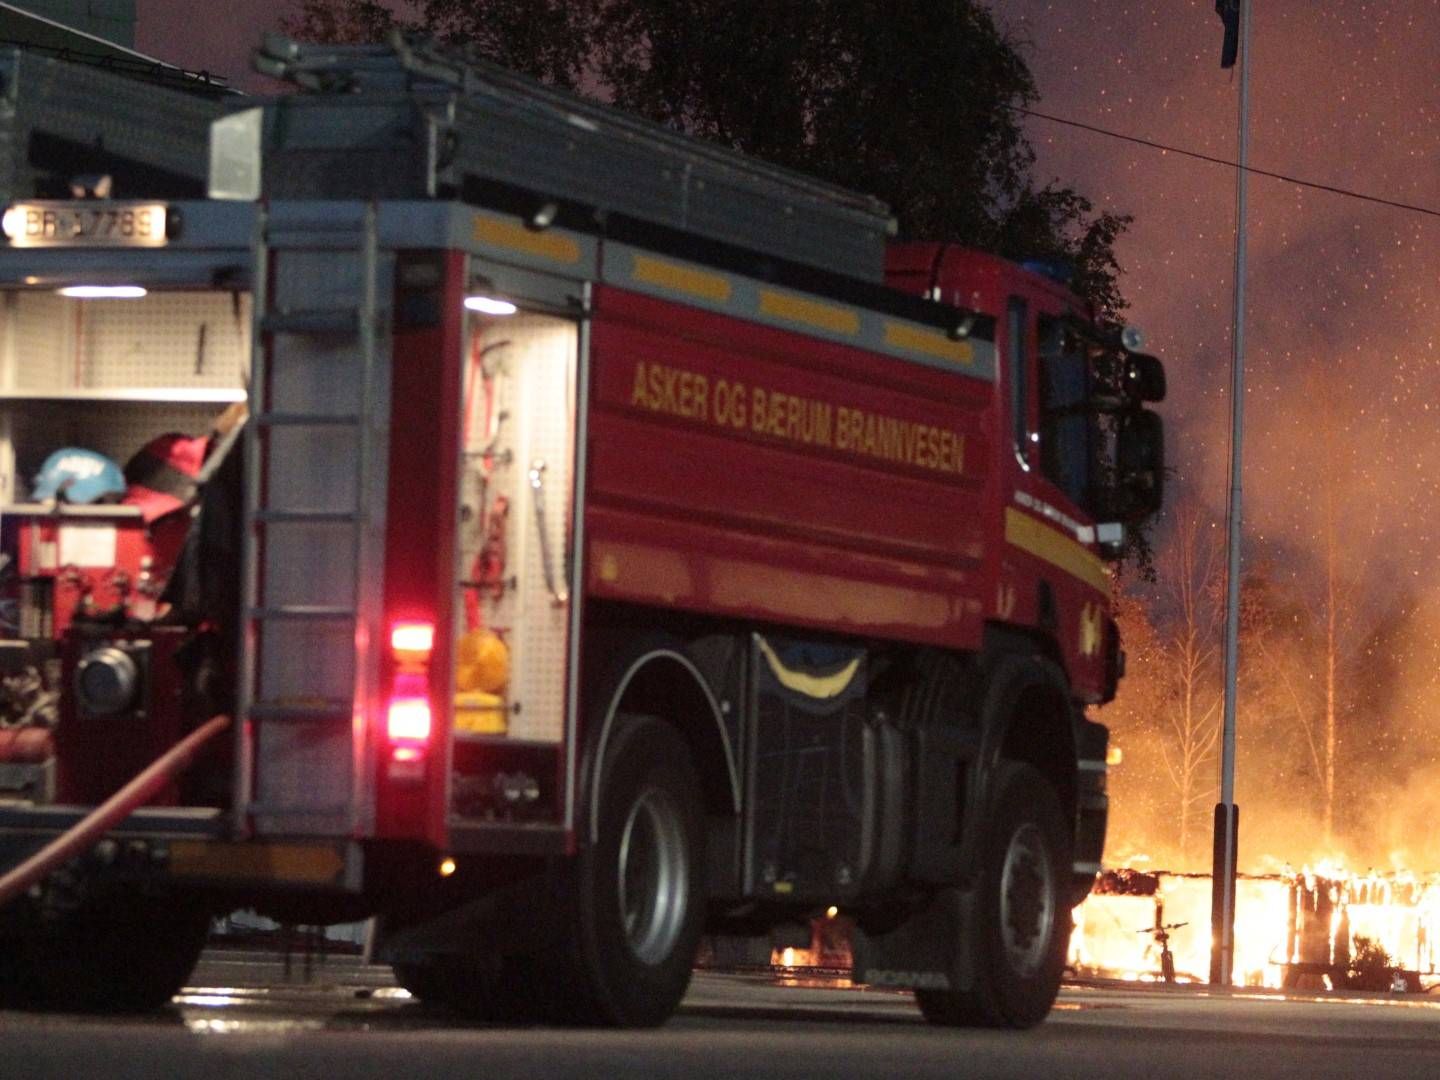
[704,868,1439,995]
[1071,865,1440,990]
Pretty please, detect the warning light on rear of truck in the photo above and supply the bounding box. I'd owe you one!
[386,620,435,773]
[391,620,435,658]
[386,697,432,743]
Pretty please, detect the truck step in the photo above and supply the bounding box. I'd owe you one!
[251,509,361,525]
[248,700,353,721]
[248,605,357,621]
[261,308,360,335]
[243,801,351,818]
[253,411,361,427]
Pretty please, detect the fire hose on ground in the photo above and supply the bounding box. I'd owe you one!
[0,714,231,909]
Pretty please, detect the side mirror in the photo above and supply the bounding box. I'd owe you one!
[1124,354,1166,403]
[1115,409,1164,520]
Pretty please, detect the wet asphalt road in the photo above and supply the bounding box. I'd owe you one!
[2,954,1440,1079]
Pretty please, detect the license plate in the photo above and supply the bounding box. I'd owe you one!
[1,201,168,248]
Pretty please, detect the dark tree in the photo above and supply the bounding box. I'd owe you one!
[280,0,399,44]
[282,0,590,88]
[278,0,1131,319]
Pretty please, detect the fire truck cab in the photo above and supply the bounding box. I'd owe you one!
[0,35,1163,1027]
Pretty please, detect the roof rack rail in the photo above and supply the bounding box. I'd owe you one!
[243,31,895,282]
[0,47,223,202]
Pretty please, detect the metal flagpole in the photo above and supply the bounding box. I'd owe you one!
[1210,0,1251,987]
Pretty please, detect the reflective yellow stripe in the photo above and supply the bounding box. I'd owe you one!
[473,214,581,263]
[758,289,861,335]
[756,635,861,699]
[884,321,975,366]
[631,254,733,302]
[1004,507,1110,593]
[168,841,345,884]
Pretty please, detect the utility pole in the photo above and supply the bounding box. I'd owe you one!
[1210,0,1250,988]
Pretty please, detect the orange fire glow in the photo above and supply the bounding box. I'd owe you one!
[1071,865,1440,989]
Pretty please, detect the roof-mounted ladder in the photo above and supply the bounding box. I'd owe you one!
[237,31,895,283]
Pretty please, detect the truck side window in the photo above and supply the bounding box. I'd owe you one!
[1038,316,1093,508]
[1008,297,1028,467]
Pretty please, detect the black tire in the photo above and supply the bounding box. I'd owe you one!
[544,714,705,1027]
[916,761,1071,1029]
[391,954,537,1022]
[0,931,38,1007]
[23,893,211,1012]
[392,960,452,1003]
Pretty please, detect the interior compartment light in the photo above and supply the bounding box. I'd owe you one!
[57,285,147,299]
[464,295,517,316]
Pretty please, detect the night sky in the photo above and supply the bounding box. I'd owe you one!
[996,1,1440,607]
[138,0,1440,602]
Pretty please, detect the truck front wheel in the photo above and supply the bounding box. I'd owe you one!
[916,761,1070,1028]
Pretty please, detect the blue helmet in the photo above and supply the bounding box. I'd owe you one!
[32,448,126,505]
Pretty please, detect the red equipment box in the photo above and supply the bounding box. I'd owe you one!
[1,504,170,637]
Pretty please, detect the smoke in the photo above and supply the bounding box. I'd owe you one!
[989,1,1440,873]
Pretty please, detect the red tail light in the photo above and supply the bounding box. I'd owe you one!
[387,695,432,742]
[391,621,435,656]
[386,620,435,774]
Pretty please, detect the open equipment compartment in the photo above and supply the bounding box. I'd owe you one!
[0,200,253,807]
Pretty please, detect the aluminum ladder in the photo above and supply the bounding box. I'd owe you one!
[233,201,389,839]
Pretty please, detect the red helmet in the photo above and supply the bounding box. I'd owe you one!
[122,433,207,523]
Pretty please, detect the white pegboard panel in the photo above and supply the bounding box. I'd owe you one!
[1,291,249,392]
[457,322,521,650]
[459,314,576,745]
[78,292,250,390]
[9,291,69,391]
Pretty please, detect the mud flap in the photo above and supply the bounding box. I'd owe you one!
[852,887,975,992]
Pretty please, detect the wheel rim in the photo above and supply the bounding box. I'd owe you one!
[998,821,1056,978]
[616,786,689,966]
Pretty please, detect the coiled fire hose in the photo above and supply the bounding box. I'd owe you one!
[0,714,231,909]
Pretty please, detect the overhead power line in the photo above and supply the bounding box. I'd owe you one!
[1015,105,1440,221]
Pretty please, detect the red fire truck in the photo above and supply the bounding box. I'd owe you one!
[0,35,1163,1027]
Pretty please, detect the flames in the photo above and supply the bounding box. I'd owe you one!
[751,863,1440,992]
[1071,864,1440,988]
[1070,873,1290,986]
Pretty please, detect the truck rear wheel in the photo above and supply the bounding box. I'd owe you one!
[916,761,1070,1028]
[0,919,39,1006]
[392,955,532,1020]
[23,892,211,1012]
[547,713,705,1027]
